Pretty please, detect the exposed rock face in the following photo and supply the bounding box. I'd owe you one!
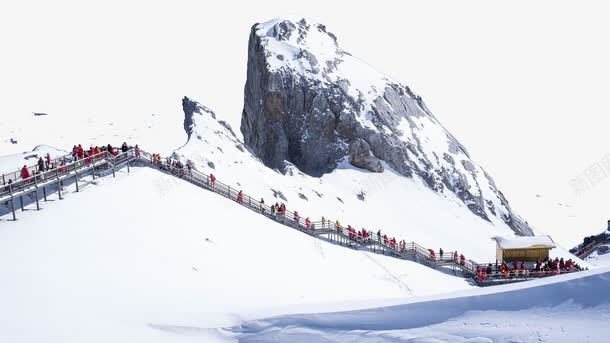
[240,17,533,236]
[349,138,383,173]
[183,96,215,140]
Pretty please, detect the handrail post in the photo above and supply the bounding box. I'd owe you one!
[75,162,80,192]
[112,154,116,177]
[56,167,62,200]
[34,176,40,210]
[43,185,47,202]
[20,195,24,212]
[127,151,131,173]
[9,183,16,221]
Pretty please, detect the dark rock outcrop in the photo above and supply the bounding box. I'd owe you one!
[183,96,215,140]
[240,17,533,236]
[349,138,383,173]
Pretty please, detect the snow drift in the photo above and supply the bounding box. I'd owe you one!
[229,268,610,342]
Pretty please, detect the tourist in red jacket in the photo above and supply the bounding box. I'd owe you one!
[20,165,30,180]
[77,144,84,159]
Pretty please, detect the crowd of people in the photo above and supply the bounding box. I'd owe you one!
[474,257,584,282]
[151,154,191,177]
[2,142,136,193]
[70,142,135,163]
[12,152,66,188]
[214,181,470,265]
[228,182,589,284]
[428,249,467,266]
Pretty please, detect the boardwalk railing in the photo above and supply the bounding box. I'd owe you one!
[1,150,78,186]
[0,149,135,220]
[576,238,610,259]
[0,147,584,285]
[139,150,500,279]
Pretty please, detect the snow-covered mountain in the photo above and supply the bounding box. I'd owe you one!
[1,14,604,343]
[240,17,532,236]
[172,96,583,264]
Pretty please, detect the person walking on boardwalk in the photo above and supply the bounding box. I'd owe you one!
[77,144,84,159]
[107,144,116,156]
[20,165,30,181]
[72,145,78,160]
[209,174,216,188]
[45,153,51,170]
[4,179,13,193]
[37,157,45,173]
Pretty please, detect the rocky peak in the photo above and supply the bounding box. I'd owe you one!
[240,17,533,236]
[183,96,216,139]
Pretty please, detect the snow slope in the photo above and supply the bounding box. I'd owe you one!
[173,99,585,265]
[0,166,474,343]
[227,268,610,342]
[587,245,610,267]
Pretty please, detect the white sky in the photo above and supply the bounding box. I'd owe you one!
[1,0,608,245]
